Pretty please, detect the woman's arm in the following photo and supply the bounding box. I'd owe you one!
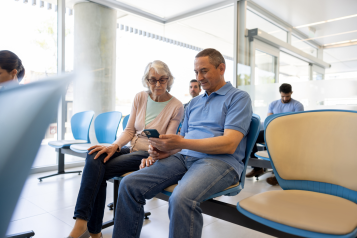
[164,102,184,135]
[113,93,140,150]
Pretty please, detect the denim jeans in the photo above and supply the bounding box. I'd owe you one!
[73,146,149,234]
[113,153,238,238]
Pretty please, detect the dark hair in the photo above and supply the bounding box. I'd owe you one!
[195,48,225,68]
[279,83,292,94]
[190,79,201,89]
[0,50,25,82]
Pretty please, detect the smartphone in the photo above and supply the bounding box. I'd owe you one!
[143,129,160,138]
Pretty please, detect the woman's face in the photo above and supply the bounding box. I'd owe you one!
[0,67,17,84]
[147,68,168,97]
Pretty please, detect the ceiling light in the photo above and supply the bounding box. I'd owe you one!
[293,30,357,42]
[324,39,357,47]
[294,14,357,28]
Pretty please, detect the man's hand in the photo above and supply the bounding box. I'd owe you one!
[149,134,184,151]
[88,144,119,163]
[148,145,170,160]
[139,157,156,169]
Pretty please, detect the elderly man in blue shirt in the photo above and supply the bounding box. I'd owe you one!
[113,48,252,238]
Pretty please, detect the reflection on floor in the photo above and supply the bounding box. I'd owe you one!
[7,167,281,238]
[32,145,84,168]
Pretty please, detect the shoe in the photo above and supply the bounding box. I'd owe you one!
[67,229,90,238]
[266,176,279,186]
[246,168,264,178]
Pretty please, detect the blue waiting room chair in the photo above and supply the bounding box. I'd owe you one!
[237,110,357,238]
[0,75,72,238]
[70,111,122,153]
[38,110,94,181]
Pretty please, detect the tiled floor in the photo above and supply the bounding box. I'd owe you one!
[7,167,280,238]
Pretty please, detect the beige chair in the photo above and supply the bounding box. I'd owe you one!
[237,110,357,238]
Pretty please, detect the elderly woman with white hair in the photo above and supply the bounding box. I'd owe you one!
[68,60,184,238]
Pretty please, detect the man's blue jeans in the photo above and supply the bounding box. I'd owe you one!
[113,153,238,238]
[73,147,149,234]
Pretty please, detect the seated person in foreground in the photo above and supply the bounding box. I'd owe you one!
[247,83,304,185]
[67,60,184,238]
[112,48,252,238]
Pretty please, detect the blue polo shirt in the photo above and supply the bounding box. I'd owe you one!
[268,98,304,114]
[180,82,252,178]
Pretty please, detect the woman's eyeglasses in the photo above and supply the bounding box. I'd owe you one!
[147,77,168,85]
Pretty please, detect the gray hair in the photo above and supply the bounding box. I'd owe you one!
[142,60,174,92]
[195,48,225,68]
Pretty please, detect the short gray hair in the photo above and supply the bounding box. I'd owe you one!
[195,48,225,68]
[142,60,174,92]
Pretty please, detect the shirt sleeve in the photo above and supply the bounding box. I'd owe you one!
[165,102,184,135]
[224,92,253,136]
[180,101,190,137]
[295,102,304,112]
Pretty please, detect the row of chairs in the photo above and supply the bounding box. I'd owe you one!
[114,111,357,238]
[39,111,129,181]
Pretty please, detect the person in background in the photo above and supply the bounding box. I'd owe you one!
[0,50,25,86]
[67,60,184,238]
[247,83,304,185]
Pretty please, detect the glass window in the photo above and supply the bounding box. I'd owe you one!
[246,10,287,42]
[0,0,59,168]
[116,7,234,115]
[279,52,310,83]
[291,35,317,57]
[255,50,277,85]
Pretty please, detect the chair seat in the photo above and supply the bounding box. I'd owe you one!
[238,190,357,235]
[70,143,112,153]
[48,140,88,148]
[255,150,270,160]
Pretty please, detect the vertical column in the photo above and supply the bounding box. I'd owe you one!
[287,29,292,44]
[73,2,117,143]
[57,0,65,141]
[233,0,247,88]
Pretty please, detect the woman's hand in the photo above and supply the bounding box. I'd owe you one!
[148,145,170,160]
[139,157,156,169]
[88,144,119,163]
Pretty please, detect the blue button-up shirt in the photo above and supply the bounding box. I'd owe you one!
[180,82,252,178]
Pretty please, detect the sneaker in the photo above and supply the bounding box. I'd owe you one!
[266,176,279,186]
[246,168,264,178]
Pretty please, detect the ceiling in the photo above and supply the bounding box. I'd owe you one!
[75,0,357,74]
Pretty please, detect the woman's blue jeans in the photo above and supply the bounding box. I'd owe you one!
[73,146,149,234]
[114,153,238,238]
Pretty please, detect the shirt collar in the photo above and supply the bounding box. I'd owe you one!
[203,81,232,97]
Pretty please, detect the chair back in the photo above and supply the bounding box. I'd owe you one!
[240,114,261,188]
[71,111,94,142]
[122,114,130,130]
[176,122,182,134]
[0,76,72,238]
[265,110,357,203]
[95,111,122,143]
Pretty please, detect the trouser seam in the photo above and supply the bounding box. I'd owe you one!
[190,201,197,238]
[194,167,234,201]
[86,158,104,221]
[142,172,186,198]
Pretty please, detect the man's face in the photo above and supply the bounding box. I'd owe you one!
[194,56,225,94]
[189,82,201,98]
[280,92,292,103]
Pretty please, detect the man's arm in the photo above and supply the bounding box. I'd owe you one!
[150,129,243,155]
[267,112,273,116]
